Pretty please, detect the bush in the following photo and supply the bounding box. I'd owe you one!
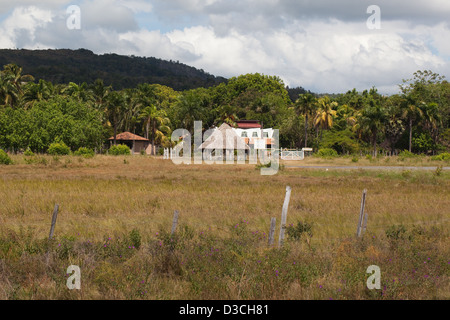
[24,148,35,157]
[0,149,12,165]
[316,148,338,158]
[385,224,407,240]
[108,144,131,156]
[286,221,313,241]
[74,147,95,158]
[48,141,71,155]
[128,229,141,249]
[397,150,416,161]
[431,152,450,161]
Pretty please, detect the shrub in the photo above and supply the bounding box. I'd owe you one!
[24,148,35,157]
[48,141,71,155]
[431,152,450,161]
[0,149,12,165]
[287,221,313,241]
[74,147,95,158]
[108,144,131,156]
[385,224,407,240]
[398,150,416,161]
[316,148,338,158]
[128,228,141,249]
[433,165,443,177]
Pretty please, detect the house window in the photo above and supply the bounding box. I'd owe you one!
[252,132,259,138]
[263,132,269,138]
[241,132,248,138]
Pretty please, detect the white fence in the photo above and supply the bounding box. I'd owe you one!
[163,147,311,161]
[280,149,304,161]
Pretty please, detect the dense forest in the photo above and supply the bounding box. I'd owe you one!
[0,49,226,91]
[0,54,449,156]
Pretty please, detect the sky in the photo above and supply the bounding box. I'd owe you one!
[0,0,449,94]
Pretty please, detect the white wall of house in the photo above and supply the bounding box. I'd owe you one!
[233,128,274,139]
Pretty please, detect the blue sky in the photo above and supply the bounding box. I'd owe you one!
[0,0,449,94]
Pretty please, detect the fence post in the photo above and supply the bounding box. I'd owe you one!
[171,210,180,235]
[49,204,59,240]
[278,186,292,248]
[268,217,276,246]
[357,189,367,237]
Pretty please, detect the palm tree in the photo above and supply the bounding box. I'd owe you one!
[359,98,388,156]
[401,96,424,152]
[91,79,112,110]
[22,79,54,108]
[139,105,171,155]
[314,96,338,136]
[214,104,238,127]
[121,88,141,133]
[385,103,405,154]
[62,82,93,103]
[295,93,317,148]
[106,91,127,145]
[3,64,34,100]
[0,72,19,107]
[419,102,442,153]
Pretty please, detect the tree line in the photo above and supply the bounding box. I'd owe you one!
[0,49,226,91]
[0,64,449,156]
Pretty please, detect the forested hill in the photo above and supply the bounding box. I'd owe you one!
[0,48,227,91]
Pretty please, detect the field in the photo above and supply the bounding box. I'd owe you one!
[0,154,449,300]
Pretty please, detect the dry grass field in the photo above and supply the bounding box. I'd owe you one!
[0,154,448,300]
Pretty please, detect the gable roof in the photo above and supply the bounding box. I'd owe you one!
[199,123,249,150]
[109,132,149,141]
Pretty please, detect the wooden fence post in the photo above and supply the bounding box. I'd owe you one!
[48,204,59,240]
[278,186,292,248]
[362,210,368,235]
[357,189,367,237]
[171,210,180,235]
[268,217,276,246]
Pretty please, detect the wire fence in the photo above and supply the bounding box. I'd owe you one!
[2,186,448,246]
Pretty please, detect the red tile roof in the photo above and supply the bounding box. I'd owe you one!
[109,132,149,141]
[236,120,262,129]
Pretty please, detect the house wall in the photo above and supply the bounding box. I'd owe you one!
[234,128,274,139]
[133,141,149,154]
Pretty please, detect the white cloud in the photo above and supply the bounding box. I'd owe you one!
[0,6,53,48]
[164,20,447,93]
[0,0,71,15]
[0,1,449,94]
[80,0,139,32]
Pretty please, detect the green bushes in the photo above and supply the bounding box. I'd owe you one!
[24,148,34,157]
[48,141,71,155]
[431,152,450,161]
[0,149,12,165]
[286,220,313,241]
[315,148,338,158]
[74,147,95,158]
[109,144,131,156]
[397,150,417,161]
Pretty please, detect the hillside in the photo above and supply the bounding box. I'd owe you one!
[0,48,227,91]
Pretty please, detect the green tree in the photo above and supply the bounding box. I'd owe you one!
[314,96,338,135]
[22,79,54,108]
[105,91,127,145]
[359,93,388,156]
[0,64,34,108]
[401,96,423,153]
[295,93,317,148]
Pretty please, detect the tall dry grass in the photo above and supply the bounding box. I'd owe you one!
[0,154,448,299]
